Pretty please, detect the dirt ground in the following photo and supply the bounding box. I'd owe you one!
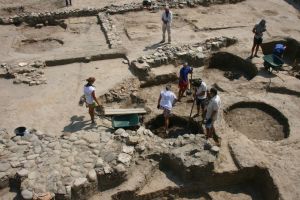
[0,0,141,16]
[0,59,133,134]
[0,16,108,63]
[225,107,285,141]
[0,0,300,199]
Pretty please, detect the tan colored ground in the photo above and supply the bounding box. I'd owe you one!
[0,59,133,134]
[0,0,300,200]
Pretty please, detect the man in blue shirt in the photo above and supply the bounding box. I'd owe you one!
[178,62,193,101]
[273,43,286,58]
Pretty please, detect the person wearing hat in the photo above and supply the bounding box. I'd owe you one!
[205,88,221,146]
[194,79,207,118]
[250,19,267,59]
[84,77,101,124]
[157,85,177,134]
[161,5,173,43]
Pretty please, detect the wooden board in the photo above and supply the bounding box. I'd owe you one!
[104,108,147,116]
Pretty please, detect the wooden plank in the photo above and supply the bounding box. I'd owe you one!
[104,108,147,115]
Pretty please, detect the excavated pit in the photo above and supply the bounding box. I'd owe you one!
[261,37,300,65]
[14,38,64,54]
[208,52,258,80]
[112,161,279,200]
[146,115,203,138]
[225,101,290,141]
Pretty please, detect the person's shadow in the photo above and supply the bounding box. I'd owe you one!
[63,115,94,133]
[144,41,164,51]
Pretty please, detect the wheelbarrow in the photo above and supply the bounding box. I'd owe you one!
[263,54,284,72]
[103,108,147,129]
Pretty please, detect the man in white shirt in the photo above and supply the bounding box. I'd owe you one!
[205,88,221,146]
[157,85,177,134]
[194,79,207,118]
[161,6,173,43]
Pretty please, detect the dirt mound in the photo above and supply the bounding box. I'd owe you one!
[225,101,290,141]
[14,38,64,54]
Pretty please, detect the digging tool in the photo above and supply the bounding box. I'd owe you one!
[187,96,196,128]
[186,72,193,96]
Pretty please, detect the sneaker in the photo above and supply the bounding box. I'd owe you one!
[160,40,165,43]
[254,54,260,58]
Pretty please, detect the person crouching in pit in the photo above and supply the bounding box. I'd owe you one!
[157,85,177,134]
[84,77,102,124]
[205,88,221,146]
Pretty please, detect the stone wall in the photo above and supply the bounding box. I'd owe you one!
[130,36,238,85]
[0,3,143,26]
[0,126,217,200]
[0,61,47,86]
[0,1,245,26]
[98,13,121,49]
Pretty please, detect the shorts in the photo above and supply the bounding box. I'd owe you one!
[161,106,171,117]
[196,98,207,109]
[86,102,96,108]
[205,118,214,129]
[254,37,263,45]
[179,80,188,90]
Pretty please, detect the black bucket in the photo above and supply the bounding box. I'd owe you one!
[14,127,28,136]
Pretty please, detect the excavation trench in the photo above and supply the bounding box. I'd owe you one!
[208,52,258,80]
[145,115,203,138]
[225,101,290,141]
[112,161,279,200]
[261,37,300,65]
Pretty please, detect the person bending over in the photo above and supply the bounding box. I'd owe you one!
[157,85,177,134]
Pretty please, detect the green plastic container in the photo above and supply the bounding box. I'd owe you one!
[263,54,284,69]
[112,114,139,128]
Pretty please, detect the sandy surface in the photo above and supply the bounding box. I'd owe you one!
[0,16,108,64]
[225,107,285,141]
[0,59,133,135]
[0,0,300,199]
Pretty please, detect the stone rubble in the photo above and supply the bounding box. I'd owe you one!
[0,126,217,200]
[0,1,245,26]
[98,12,122,49]
[130,36,237,87]
[0,61,47,86]
[99,78,141,104]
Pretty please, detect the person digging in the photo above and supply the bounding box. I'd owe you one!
[157,84,177,135]
[194,79,208,119]
[178,62,193,102]
[204,88,221,146]
[83,77,102,124]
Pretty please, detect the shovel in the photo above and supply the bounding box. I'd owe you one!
[186,73,193,96]
[187,96,196,128]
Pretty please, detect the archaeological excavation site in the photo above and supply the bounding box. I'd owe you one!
[0,0,300,199]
